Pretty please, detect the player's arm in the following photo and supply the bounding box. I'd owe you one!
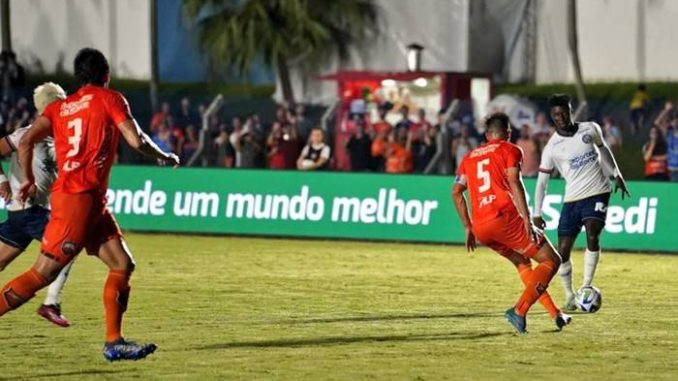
[451,174,476,252]
[117,119,179,167]
[533,145,554,229]
[17,117,52,201]
[0,130,19,202]
[593,123,629,199]
[507,166,536,241]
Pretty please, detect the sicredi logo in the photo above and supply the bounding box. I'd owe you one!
[536,195,658,234]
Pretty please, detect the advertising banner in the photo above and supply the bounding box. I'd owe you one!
[1,166,672,252]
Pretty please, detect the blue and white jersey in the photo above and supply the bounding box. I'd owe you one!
[539,122,611,202]
[3,126,57,211]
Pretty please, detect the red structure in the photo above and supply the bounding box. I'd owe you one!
[317,70,492,171]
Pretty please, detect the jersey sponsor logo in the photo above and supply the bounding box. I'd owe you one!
[568,150,598,170]
[59,95,93,117]
[478,194,496,207]
[62,160,81,172]
[594,202,608,212]
[582,133,593,144]
[469,143,499,158]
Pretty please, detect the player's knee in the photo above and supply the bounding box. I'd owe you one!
[586,235,601,251]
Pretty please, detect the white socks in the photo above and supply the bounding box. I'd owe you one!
[583,249,600,287]
[43,261,74,306]
[559,260,575,298]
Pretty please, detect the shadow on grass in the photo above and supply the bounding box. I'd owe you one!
[1,369,129,380]
[194,331,509,351]
[284,311,500,325]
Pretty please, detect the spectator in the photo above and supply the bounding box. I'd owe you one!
[267,122,300,170]
[642,126,669,181]
[297,128,331,171]
[182,124,200,163]
[229,117,243,167]
[423,110,453,175]
[668,115,678,182]
[150,102,171,133]
[515,124,540,177]
[412,125,436,172]
[373,106,392,137]
[275,105,290,125]
[294,104,313,142]
[395,105,414,131]
[215,124,235,168]
[533,111,552,136]
[151,121,175,154]
[601,116,623,149]
[372,128,413,174]
[629,83,650,135]
[239,129,263,168]
[176,97,198,128]
[345,118,373,171]
[415,108,432,132]
[451,124,478,170]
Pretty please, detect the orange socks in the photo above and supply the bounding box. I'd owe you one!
[518,265,560,318]
[515,261,557,316]
[104,270,131,343]
[0,268,50,316]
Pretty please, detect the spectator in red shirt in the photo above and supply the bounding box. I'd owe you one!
[150,102,171,133]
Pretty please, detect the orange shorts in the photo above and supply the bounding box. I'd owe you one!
[41,191,122,263]
[472,211,541,259]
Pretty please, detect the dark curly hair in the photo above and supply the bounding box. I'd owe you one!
[73,48,110,86]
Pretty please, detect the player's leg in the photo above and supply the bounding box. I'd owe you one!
[582,218,604,286]
[557,201,582,309]
[91,211,156,361]
[0,244,24,272]
[513,238,562,318]
[0,212,34,271]
[492,242,561,319]
[38,260,75,327]
[0,253,65,316]
[580,193,610,288]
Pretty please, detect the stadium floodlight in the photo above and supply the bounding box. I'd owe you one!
[381,79,396,87]
[413,77,428,87]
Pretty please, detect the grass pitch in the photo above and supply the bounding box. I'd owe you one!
[1,234,677,380]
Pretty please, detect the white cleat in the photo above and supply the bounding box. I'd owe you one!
[563,294,578,312]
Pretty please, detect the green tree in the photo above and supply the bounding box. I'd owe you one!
[183,0,378,103]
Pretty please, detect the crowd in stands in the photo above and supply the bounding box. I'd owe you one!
[3,88,677,183]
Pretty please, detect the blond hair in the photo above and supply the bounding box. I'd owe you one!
[33,82,67,114]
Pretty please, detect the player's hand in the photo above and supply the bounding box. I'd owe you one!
[464,227,476,252]
[533,216,546,230]
[0,180,11,203]
[159,153,180,168]
[17,181,36,204]
[614,176,630,199]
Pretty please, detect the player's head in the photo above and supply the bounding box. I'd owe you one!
[33,82,67,114]
[309,127,324,145]
[74,48,110,87]
[484,112,511,141]
[548,93,573,130]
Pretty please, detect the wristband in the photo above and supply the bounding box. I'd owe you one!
[0,174,7,183]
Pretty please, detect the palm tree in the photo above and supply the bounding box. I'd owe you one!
[183,0,378,103]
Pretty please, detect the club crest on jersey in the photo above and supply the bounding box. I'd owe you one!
[479,195,496,207]
[582,133,593,144]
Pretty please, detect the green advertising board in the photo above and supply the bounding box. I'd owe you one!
[0,166,673,252]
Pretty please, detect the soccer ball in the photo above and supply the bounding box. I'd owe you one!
[576,286,602,313]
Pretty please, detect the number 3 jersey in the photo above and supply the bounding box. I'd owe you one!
[42,85,132,194]
[455,139,523,224]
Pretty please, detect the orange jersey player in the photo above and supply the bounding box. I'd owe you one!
[0,47,179,361]
[451,112,569,333]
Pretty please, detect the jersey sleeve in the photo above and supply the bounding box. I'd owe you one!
[106,91,133,126]
[5,126,29,151]
[538,144,555,173]
[505,145,523,169]
[455,158,467,186]
[320,145,331,160]
[591,122,605,146]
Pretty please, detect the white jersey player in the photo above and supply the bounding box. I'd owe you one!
[533,94,630,311]
[0,83,74,327]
